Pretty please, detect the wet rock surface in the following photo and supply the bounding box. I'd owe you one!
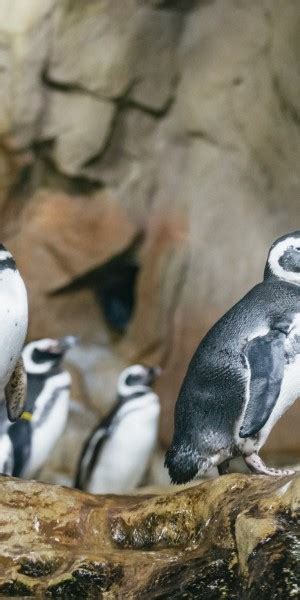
[0,473,297,598]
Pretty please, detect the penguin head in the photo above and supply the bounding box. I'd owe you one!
[0,244,16,271]
[265,231,300,285]
[117,364,162,399]
[23,336,78,376]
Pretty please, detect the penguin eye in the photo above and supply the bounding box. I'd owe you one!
[32,349,61,364]
[126,374,143,386]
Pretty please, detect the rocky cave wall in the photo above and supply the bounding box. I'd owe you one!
[0,0,300,482]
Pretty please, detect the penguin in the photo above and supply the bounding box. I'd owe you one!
[0,336,77,478]
[75,364,161,494]
[0,244,28,422]
[165,231,300,483]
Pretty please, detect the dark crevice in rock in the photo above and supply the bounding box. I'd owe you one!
[247,529,300,599]
[124,77,178,119]
[46,561,124,598]
[0,580,34,597]
[187,128,238,154]
[82,85,177,183]
[18,558,62,578]
[50,236,142,335]
[7,165,34,200]
[35,151,105,194]
[140,0,201,11]
[141,550,242,600]
[45,562,124,599]
[187,129,221,148]
[81,99,129,171]
[42,70,126,104]
[5,146,105,211]
[69,79,139,177]
[95,262,140,334]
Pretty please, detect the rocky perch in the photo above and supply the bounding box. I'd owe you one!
[0,474,298,598]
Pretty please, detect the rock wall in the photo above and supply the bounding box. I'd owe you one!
[0,0,300,478]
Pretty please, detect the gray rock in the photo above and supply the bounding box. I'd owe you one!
[128,7,181,111]
[0,0,56,146]
[40,90,115,175]
[48,0,140,99]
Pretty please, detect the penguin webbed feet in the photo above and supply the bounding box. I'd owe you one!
[244,452,295,477]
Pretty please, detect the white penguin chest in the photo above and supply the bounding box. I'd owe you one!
[254,314,300,450]
[236,315,300,454]
[0,270,27,389]
[257,349,300,448]
[88,398,160,494]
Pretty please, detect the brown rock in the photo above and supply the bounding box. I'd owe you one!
[4,189,138,340]
[0,473,297,597]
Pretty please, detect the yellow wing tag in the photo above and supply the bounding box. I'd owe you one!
[20,411,33,422]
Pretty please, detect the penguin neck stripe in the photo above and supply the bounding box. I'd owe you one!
[0,257,16,271]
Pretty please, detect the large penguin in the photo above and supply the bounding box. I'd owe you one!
[165,231,300,483]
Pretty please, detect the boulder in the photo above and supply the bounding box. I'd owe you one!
[0,473,297,597]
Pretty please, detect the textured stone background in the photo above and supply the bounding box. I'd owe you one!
[0,0,299,483]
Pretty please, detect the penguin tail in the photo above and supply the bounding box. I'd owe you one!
[164,443,204,485]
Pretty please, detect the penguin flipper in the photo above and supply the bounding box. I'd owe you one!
[74,427,108,490]
[239,329,286,438]
[5,356,27,422]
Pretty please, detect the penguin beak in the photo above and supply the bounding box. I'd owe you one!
[54,336,79,354]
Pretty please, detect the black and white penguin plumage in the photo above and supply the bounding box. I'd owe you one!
[0,336,77,478]
[165,231,300,483]
[0,244,28,422]
[75,364,161,494]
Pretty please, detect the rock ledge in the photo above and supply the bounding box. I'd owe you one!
[0,473,298,598]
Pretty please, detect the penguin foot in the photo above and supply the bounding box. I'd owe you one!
[244,453,295,476]
[217,460,230,475]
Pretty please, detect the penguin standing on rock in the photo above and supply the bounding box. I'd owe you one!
[0,244,28,422]
[165,231,300,483]
[75,364,161,494]
[0,336,77,478]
